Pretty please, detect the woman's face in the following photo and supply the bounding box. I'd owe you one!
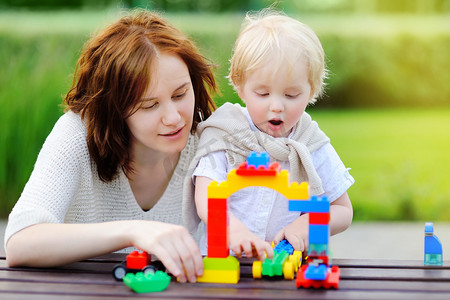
[126,53,195,158]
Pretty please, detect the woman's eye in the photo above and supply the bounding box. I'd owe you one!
[173,89,187,100]
[173,92,185,100]
[142,102,157,110]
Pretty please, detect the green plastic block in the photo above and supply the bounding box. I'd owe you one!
[262,250,289,277]
[123,271,170,293]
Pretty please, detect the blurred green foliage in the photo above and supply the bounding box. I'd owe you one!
[0,9,449,221]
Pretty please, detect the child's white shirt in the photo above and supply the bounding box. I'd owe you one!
[193,107,354,255]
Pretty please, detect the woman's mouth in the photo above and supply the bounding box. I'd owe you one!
[160,126,184,137]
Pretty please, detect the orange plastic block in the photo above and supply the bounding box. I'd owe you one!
[126,251,151,270]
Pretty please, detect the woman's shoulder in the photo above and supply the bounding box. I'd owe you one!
[37,111,88,163]
[45,111,86,145]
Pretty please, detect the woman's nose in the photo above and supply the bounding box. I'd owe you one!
[161,102,181,125]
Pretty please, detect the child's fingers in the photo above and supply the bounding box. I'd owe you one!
[241,241,253,258]
[231,242,243,258]
[263,242,274,259]
[273,231,285,245]
[285,234,304,252]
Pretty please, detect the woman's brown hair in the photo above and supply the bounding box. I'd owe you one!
[64,10,217,182]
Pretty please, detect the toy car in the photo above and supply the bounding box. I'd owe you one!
[112,251,165,281]
[252,239,302,280]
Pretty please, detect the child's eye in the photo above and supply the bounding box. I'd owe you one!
[256,92,269,97]
[286,93,301,99]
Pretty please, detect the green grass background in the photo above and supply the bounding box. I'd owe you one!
[1,9,449,221]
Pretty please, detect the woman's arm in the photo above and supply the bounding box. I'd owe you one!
[6,220,203,283]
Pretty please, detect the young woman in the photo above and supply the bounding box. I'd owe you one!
[4,10,217,283]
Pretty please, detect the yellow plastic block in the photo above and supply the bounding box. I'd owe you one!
[197,256,240,284]
[208,170,309,200]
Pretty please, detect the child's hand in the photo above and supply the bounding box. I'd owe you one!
[229,215,273,260]
[273,215,309,252]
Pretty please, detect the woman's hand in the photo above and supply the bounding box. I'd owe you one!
[128,221,203,283]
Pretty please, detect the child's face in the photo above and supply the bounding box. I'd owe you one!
[237,59,311,138]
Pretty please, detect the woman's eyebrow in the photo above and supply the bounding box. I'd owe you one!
[141,82,191,102]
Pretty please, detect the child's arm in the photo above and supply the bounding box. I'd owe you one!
[195,176,273,260]
[273,192,353,251]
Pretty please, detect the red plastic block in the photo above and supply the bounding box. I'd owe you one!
[296,265,340,289]
[208,245,229,258]
[309,213,330,225]
[127,251,151,269]
[236,162,280,176]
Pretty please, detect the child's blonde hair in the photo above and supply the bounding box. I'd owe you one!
[229,9,327,104]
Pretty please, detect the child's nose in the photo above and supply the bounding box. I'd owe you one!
[269,97,284,112]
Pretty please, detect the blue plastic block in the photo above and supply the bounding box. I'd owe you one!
[274,239,294,255]
[308,243,329,257]
[304,264,328,280]
[309,225,329,244]
[288,196,329,213]
[247,151,269,168]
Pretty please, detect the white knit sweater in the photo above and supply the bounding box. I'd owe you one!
[4,111,197,250]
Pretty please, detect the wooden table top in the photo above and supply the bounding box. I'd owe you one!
[1,254,449,299]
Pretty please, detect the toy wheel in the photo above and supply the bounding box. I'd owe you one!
[283,261,294,280]
[252,261,262,279]
[293,251,302,264]
[112,265,127,281]
[289,255,299,272]
[143,265,157,275]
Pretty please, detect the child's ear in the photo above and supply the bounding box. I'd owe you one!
[236,86,245,103]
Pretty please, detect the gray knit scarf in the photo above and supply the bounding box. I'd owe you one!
[182,103,330,233]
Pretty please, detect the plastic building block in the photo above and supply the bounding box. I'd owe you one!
[304,264,328,280]
[208,171,309,200]
[113,251,162,281]
[424,222,443,266]
[309,225,329,244]
[296,265,340,289]
[207,197,229,258]
[308,244,329,257]
[197,256,240,284]
[309,212,330,224]
[247,151,270,168]
[274,239,294,254]
[123,271,170,293]
[253,240,302,280]
[236,161,280,176]
[289,196,330,213]
[127,251,151,269]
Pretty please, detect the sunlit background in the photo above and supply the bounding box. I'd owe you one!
[1,0,449,222]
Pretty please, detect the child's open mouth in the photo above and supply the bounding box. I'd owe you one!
[269,120,283,126]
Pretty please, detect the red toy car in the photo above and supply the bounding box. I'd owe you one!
[112,251,164,281]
